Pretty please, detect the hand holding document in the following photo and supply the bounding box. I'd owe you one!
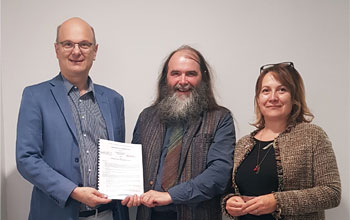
[98,139,144,200]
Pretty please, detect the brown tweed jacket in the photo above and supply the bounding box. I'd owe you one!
[222,122,341,220]
[135,105,234,220]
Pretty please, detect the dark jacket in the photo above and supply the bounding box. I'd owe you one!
[133,105,235,220]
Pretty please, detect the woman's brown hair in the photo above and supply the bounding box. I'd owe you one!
[253,62,314,129]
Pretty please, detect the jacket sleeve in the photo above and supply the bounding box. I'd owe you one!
[274,127,341,215]
[168,112,236,204]
[16,87,77,208]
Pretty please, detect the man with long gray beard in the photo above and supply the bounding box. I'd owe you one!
[121,45,236,220]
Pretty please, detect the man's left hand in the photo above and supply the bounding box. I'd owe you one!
[140,190,173,208]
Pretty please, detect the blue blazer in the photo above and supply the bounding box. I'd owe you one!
[16,74,129,220]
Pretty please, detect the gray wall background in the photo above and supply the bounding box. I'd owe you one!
[1,0,349,219]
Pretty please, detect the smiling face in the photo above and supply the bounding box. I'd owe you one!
[166,50,202,98]
[54,18,98,80]
[257,72,293,124]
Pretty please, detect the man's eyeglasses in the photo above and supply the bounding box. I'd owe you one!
[58,41,94,51]
[260,62,294,73]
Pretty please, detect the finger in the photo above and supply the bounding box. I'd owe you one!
[227,207,242,212]
[147,197,156,208]
[227,201,244,208]
[126,196,135,208]
[95,197,112,205]
[244,197,258,206]
[130,195,135,207]
[141,195,148,204]
[87,198,108,208]
[142,200,153,208]
[142,190,152,197]
[242,202,258,214]
[130,195,138,207]
[121,196,129,206]
[93,189,108,199]
[140,191,150,201]
[133,195,141,206]
[141,196,151,207]
[241,195,256,202]
[249,209,260,216]
[143,197,156,208]
[241,200,257,214]
[235,196,245,203]
[226,207,245,217]
[127,199,135,208]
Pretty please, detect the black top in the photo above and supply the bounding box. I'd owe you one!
[235,139,278,220]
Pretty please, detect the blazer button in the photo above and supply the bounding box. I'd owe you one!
[78,183,83,187]
[149,181,154,186]
[75,158,79,163]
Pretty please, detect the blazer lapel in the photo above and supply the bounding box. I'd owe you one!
[50,75,78,142]
[95,87,114,140]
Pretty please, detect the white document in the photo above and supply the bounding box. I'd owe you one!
[98,139,144,200]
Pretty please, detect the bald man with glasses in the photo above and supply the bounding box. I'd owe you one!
[16,17,129,220]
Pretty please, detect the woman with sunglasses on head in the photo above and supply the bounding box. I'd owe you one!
[222,62,341,220]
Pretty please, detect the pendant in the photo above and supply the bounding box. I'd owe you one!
[253,165,260,174]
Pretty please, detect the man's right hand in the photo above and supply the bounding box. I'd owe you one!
[140,190,172,208]
[70,187,112,208]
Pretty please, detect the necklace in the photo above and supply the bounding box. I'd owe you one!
[253,140,274,174]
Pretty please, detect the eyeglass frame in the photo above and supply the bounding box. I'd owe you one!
[57,40,95,51]
[260,62,294,73]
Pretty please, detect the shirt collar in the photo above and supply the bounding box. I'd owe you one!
[60,73,96,99]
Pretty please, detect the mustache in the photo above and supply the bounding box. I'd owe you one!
[173,83,194,92]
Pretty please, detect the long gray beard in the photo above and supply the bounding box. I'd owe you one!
[157,83,209,124]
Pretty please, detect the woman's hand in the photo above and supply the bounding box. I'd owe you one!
[242,193,277,216]
[225,196,247,217]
